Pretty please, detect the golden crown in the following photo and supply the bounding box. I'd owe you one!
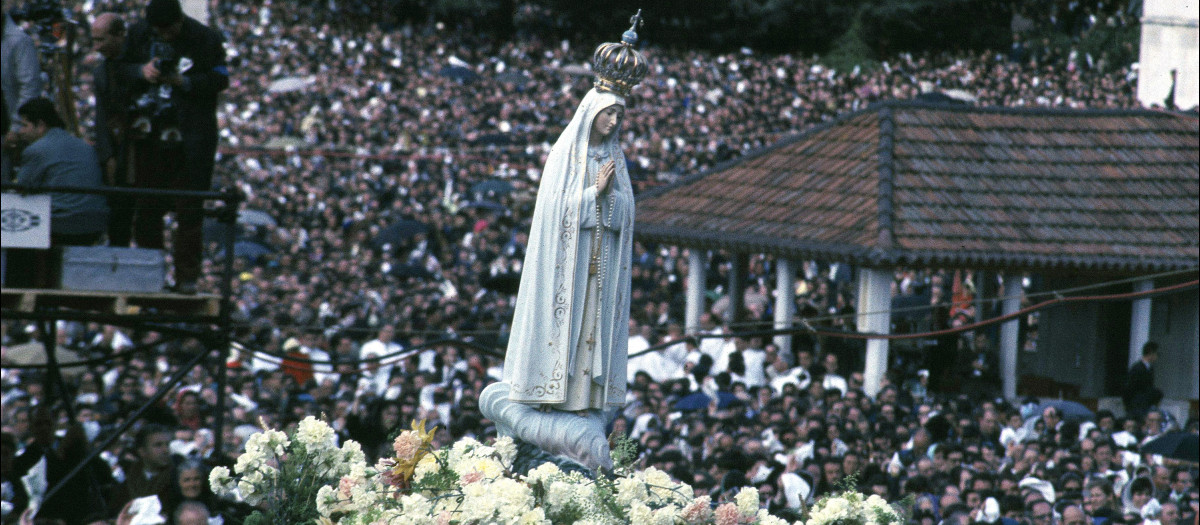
[592,10,649,97]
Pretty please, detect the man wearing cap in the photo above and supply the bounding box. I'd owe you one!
[120,0,228,293]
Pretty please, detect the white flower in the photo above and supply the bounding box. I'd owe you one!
[523,461,562,485]
[208,465,233,495]
[399,493,432,516]
[516,507,549,525]
[736,486,760,515]
[493,436,517,467]
[340,439,366,469]
[756,509,790,525]
[642,467,687,505]
[454,455,504,481]
[615,475,649,507]
[296,416,336,448]
[243,429,289,460]
[652,504,680,525]
[460,481,514,522]
[316,484,337,517]
[544,479,585,514]
[412,451,441,483]
[233,446,263,474]
[629,501,654,524]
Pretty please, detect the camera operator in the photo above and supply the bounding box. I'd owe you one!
[120,0,228,294]
[91,12,137,246]
[2,0,45,180]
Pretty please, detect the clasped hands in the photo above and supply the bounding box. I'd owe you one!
[596,161,615,194]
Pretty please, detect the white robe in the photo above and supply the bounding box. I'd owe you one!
[503,89,634,409]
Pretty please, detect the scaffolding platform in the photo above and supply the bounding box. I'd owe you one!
[1,288,220,317]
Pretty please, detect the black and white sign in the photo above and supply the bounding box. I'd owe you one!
[1,193,51,249]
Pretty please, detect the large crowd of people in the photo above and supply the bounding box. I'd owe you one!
[2,0,1195,524]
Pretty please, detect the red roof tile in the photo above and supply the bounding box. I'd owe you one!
[635,102,1200,272]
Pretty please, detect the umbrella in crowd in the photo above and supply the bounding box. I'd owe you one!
[371,219,429,250]
[261,136,308,150]
[439,65,478,82]
[216,240,274,260]
[390,263,436,281]
[555,63,591,76]
[470,179,514,197]
[266,75,315,93]
[1037,399,1095,421]
[1140,431,1199,463]
[459,200,506,213]
[238,209,277,228]
[496,70,531,87]
[202,218,237,243]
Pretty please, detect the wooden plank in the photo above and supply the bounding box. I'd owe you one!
[0,288,219,316]
[0,290,37,312]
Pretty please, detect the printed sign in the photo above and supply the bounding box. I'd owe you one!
[1,193,51,249]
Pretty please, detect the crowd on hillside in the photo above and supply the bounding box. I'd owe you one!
[2,0,1191,524]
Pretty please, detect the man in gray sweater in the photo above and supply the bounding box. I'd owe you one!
[15,97,109,242]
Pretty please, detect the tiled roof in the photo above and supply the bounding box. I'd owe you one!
[635,101,1200,272]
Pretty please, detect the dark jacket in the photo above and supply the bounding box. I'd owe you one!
[120,16,228,140]
[1123,359,1162,418]
[93,56,134,175]
[120,16,228,190]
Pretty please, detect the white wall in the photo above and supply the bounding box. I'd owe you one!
[1138,0,1200,110]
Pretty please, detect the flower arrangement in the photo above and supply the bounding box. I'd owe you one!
[208,416,366,525]
[314,420,790,525]
[804,485,906,525]
[213,416,902,525]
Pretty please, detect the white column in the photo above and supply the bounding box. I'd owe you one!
[857,267,892,398]
[774,259,796,356]
[686,249,704,334]
[999,273,1022,401]
[727,254,745,324]
[1128,279,1154,366]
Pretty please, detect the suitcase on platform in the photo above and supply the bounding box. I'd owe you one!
[59,246,166,293]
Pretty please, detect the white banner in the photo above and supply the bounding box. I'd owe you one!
[1,193,51,249]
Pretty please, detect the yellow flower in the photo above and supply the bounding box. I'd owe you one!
[385,419,439,488]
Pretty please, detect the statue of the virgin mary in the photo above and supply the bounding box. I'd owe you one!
[502,14,649,413]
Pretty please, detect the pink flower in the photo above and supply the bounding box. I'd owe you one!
[714,502,741,525]
[338,476,356,498]
[461,471,484,485]
[392,431,423,460]
[681,496,713,523]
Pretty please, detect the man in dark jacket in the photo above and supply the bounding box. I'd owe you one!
[1123,341,1163,420]
[120,0,228,293]
[91,12,137,246]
